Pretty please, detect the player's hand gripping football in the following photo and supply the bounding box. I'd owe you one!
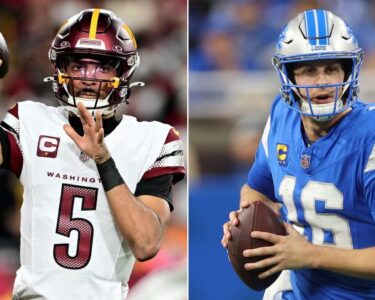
[0,32,9,78]
[243,223,315,279]
[221,184,281,249]
[64,102,111,164]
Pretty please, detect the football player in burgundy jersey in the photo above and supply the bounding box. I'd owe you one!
[222,9,375,300]
[0,8,185,300]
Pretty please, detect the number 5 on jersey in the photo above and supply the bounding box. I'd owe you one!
[54,184,98,269]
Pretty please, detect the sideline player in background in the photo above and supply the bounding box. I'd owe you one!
[222,9,375,299]
[0,8,185,299]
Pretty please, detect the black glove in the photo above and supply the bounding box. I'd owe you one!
[0,32,9,78]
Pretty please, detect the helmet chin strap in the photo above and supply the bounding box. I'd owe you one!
[300,99,344,122]
[60,82,115,117]
[62,105,115,118]
[59,99,116,117]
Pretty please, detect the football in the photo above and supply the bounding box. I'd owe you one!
[0,32,8,78]
[227,200,286,291]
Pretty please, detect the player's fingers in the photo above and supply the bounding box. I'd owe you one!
[221,234,229,248]
[223,221,233,239]
[223,223,231,241]
[243,245,276,257]
[77,102,95,127]
[64,124,82,146]
[258,264,282,279]
[95,110,103,133]
[95,110,102,128]
[97,128,105,144]
[76,103,87,126]
[251,231,281,243]
[244,256,279,273]
[229,211,239,226]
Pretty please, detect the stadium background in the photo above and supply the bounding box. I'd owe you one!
[0,0,187,299]
[189,0,375,299]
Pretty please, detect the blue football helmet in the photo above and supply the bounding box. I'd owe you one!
[273,9,363,121]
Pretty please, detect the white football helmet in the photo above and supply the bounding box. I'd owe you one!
[273,9,363,121]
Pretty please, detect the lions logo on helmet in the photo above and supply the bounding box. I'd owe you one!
[276,26,288,51]
[273,9,363,121]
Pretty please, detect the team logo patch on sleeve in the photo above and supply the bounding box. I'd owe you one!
[277,143,288,166]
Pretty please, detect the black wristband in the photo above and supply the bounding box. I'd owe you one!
[96,157,125,192]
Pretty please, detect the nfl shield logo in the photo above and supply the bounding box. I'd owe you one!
[80,151,90,162]
[300,154,311,169]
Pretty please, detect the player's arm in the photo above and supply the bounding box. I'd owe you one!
[101,138,183,261]
[308,144,375,278]
[239,183,280,212]
[103,178,171,261]
[241,145,375,280]
[222,122,281,249]
[241,222,375,280]
[101,153,180,261]
[64,103,183,261]
[0,106,23,176]
[0,124,11,168]
[310,152,375,278]
[221,184,280,248]
[309,245,375,279]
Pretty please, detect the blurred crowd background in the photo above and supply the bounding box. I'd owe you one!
[3,0,375,299]
[0,0,186,299]
[189,0,375,299]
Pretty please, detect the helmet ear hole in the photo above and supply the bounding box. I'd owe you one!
[341,59,353,81]
[272,57,281,69]
[285,63,296,84]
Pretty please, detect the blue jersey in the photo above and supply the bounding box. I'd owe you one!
[248,95,375,299]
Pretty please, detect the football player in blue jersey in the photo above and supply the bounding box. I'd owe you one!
[222,9,375,300]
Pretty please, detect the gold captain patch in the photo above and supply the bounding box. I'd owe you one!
[277,143,288,166]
